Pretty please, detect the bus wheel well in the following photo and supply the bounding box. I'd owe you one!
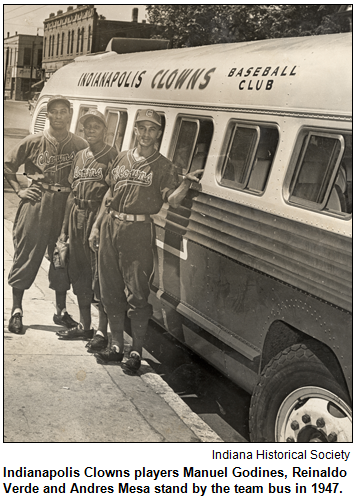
[260,321,348,394]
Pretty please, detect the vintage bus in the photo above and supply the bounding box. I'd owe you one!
[30,33,352,443]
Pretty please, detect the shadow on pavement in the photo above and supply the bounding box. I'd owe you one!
[142,319,251,442]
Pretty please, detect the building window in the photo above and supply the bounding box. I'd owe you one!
[77,28,80,53]
[67,31,71,54]
[57,33,60,56]
[87,25,91,51]
[37,48,42,67]
[61,33,64,55]
[24,47,32,66]
[81,27,84,52]
[71,30,74,54]
[44,37,47,59]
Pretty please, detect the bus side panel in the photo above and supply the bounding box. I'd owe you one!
[151,195,352,394]
[151,239,352,395]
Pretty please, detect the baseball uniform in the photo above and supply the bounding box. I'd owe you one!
[98,148,179,320]
[5,130,88,291]
[67,144,118,300]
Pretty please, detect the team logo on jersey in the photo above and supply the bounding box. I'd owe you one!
[37,151,75,170]
[73,165,103,181]
[112,165,153,190]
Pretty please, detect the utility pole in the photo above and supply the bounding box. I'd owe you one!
[29,40,34,97]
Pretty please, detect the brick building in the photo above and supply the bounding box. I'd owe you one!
[4,33,43,100]
[42,5,161,79]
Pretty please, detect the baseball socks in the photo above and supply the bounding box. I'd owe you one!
[53,291,78,329]
[94,313,125,363]
[8,288,24,334]
[123,317,148,372]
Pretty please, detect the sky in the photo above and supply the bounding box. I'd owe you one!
[4,4,148,37]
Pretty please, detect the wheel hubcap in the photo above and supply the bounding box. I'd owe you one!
[275,387,352,442]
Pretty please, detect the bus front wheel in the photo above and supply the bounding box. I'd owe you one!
[249,343,352,443]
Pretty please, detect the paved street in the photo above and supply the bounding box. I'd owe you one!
[3,100,250,443]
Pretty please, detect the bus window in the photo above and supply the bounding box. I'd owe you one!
[105,109,128,152]
[289,132,351,215]
[75,105,97,137]
[171,117,213,175]
[220,124,278,193]
[130,110,165,151]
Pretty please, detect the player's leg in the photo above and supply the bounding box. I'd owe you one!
[86,213,109,352]
[87,301,108,353]
[97,301,108,336]
[8,197,53,333]
[122,223,154,372]
[57,207,94,339]
[48,193,77,328]
[95,215,126,363]
[8,288,25,334]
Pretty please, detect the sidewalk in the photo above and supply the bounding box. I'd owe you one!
[3,202,222,443]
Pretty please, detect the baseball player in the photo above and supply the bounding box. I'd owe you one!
[4,95,88,334]
[57,110,118,351]
[88,109,203,371]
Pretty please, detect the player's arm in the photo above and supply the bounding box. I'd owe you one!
[4,139,42,202]
[88,188,111,252]
[167,169,204,208]
[58,192,75,242]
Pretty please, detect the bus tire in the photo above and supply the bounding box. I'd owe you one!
[249,343,352,443]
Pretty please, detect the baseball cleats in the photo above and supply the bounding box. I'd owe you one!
[57,326,94,340]
[53,311,78,329]
[86,334,107,352]
[123,352,141,372]
[8,312,23,334]
[94,347,124,364]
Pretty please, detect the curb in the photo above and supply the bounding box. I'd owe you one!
[140,368,223,442]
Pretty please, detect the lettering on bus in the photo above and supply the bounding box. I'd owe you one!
[77,70,146,88]
[151,67,216,90]
[227,65,297,91]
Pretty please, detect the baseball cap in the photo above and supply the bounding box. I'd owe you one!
[47,95,71,111]
[79,109,107,127]
[135,109,161,127]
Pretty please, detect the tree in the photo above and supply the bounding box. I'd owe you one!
[146,5,350,48]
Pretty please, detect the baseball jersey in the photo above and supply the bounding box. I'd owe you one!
[68,144,118,201]
[4,130,88,188]
[106,149,179,215]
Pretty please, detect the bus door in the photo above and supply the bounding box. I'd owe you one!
[151,115,214,336]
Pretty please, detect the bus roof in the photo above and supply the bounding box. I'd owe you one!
[43,33,351,120]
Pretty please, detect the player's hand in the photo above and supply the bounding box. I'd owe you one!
[89,227,100,252]
[185,169,204,183]
[17,185,42,202]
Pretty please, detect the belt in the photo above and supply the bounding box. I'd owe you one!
[109,209,151,223]
[74,198,101,210]
[41,183,71,193]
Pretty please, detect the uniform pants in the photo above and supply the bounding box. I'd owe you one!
[68,205,99,301]
[8,191,70,291]
[98,213,153,322]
